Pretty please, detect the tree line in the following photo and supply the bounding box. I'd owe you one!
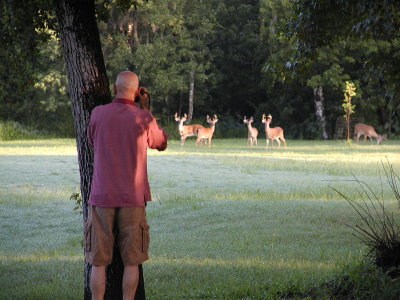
[2,0,398,298]
[0,0,399,139]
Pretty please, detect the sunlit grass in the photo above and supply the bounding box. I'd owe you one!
[0,138,399,299]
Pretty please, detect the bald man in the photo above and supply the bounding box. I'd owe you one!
[86,71,168,300]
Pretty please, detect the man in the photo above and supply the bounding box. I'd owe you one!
[85,71,168,300]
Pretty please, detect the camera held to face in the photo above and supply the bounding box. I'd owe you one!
[135,87,151,110]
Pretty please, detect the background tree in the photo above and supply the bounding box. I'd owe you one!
[99,0,217,123]
[0,0,72,132]
[287,0,400,137]
[342,81,357,141]
[1,0,399,140]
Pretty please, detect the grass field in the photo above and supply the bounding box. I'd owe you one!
[0,138,399,299]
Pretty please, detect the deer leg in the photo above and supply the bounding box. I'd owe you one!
[208,138,212,148]
[276,138,281,148]
[181,135,186,146]
[266,138,269,149]
[282,138,287,149]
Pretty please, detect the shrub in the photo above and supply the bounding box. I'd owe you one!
[311,261,400,299]
[271,260,400,299]
[0,120,42,140]
[332,163,400,275]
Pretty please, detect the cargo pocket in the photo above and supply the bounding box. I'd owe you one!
[84,222,92,253]
[140,221,150,253]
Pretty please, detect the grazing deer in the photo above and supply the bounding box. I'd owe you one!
[354,123,386,145]
[262,114,286,149]
[196,115,218,148]
[174,113,204,146]
[243,116,258,146]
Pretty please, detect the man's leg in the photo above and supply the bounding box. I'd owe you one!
[123,265,139,300]
[91,265,106,300]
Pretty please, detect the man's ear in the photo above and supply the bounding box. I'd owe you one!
[112,84,117,96]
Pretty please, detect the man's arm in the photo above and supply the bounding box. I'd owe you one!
[155,129,168,151]
[138,88,167,151]
[147,114,168,151]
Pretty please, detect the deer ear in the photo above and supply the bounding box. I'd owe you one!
[174,112,178,117]
[184,113,188,118]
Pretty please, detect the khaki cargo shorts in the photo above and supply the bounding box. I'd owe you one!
[84,205,149,266]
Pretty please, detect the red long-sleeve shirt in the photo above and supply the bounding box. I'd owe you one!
[88,98,167,207]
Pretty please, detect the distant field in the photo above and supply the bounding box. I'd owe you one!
[0,138,399,299]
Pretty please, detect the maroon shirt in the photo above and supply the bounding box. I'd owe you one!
[88,98,167,207]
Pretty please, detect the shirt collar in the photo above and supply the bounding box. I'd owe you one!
[112,98,136,106]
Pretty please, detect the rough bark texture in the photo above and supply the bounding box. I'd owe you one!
[313,86,329,140]
[188,70,195,123]
[54,0,145,299]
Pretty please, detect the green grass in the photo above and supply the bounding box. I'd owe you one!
[0,138,399,299]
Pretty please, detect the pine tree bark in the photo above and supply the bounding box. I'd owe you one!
[53,0,145,299]
[313,86,329,140]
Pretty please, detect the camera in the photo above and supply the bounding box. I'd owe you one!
[135,87,151,110]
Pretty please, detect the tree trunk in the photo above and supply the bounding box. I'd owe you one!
[178,90,183,116]
[188,70,195,123]
[346,109,351,141]
[132,11,140,47]
[164,95,170,116]
[313,86,328,140]
[54,1,145,299]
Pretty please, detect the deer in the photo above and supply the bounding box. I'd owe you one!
[243,116,258,146]
[174,113,204,146]
[354,123,387,145]
[196,115,218,148]
[262,114,286,149]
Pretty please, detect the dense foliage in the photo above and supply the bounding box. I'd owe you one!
[0,0,398,139]
[287,0,400,137]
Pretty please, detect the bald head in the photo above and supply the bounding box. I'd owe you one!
[113,71,139,100]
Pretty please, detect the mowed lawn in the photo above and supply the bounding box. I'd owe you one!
[0,138,399,299]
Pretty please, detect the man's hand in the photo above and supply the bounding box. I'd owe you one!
[138,87,150,110]
[156,142,168,151]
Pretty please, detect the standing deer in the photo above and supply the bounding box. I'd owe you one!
[196,115,218,148]
[174,113,204,146]
[243,116,258,146]
[262,114,286,149]
[354,123,386,145]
